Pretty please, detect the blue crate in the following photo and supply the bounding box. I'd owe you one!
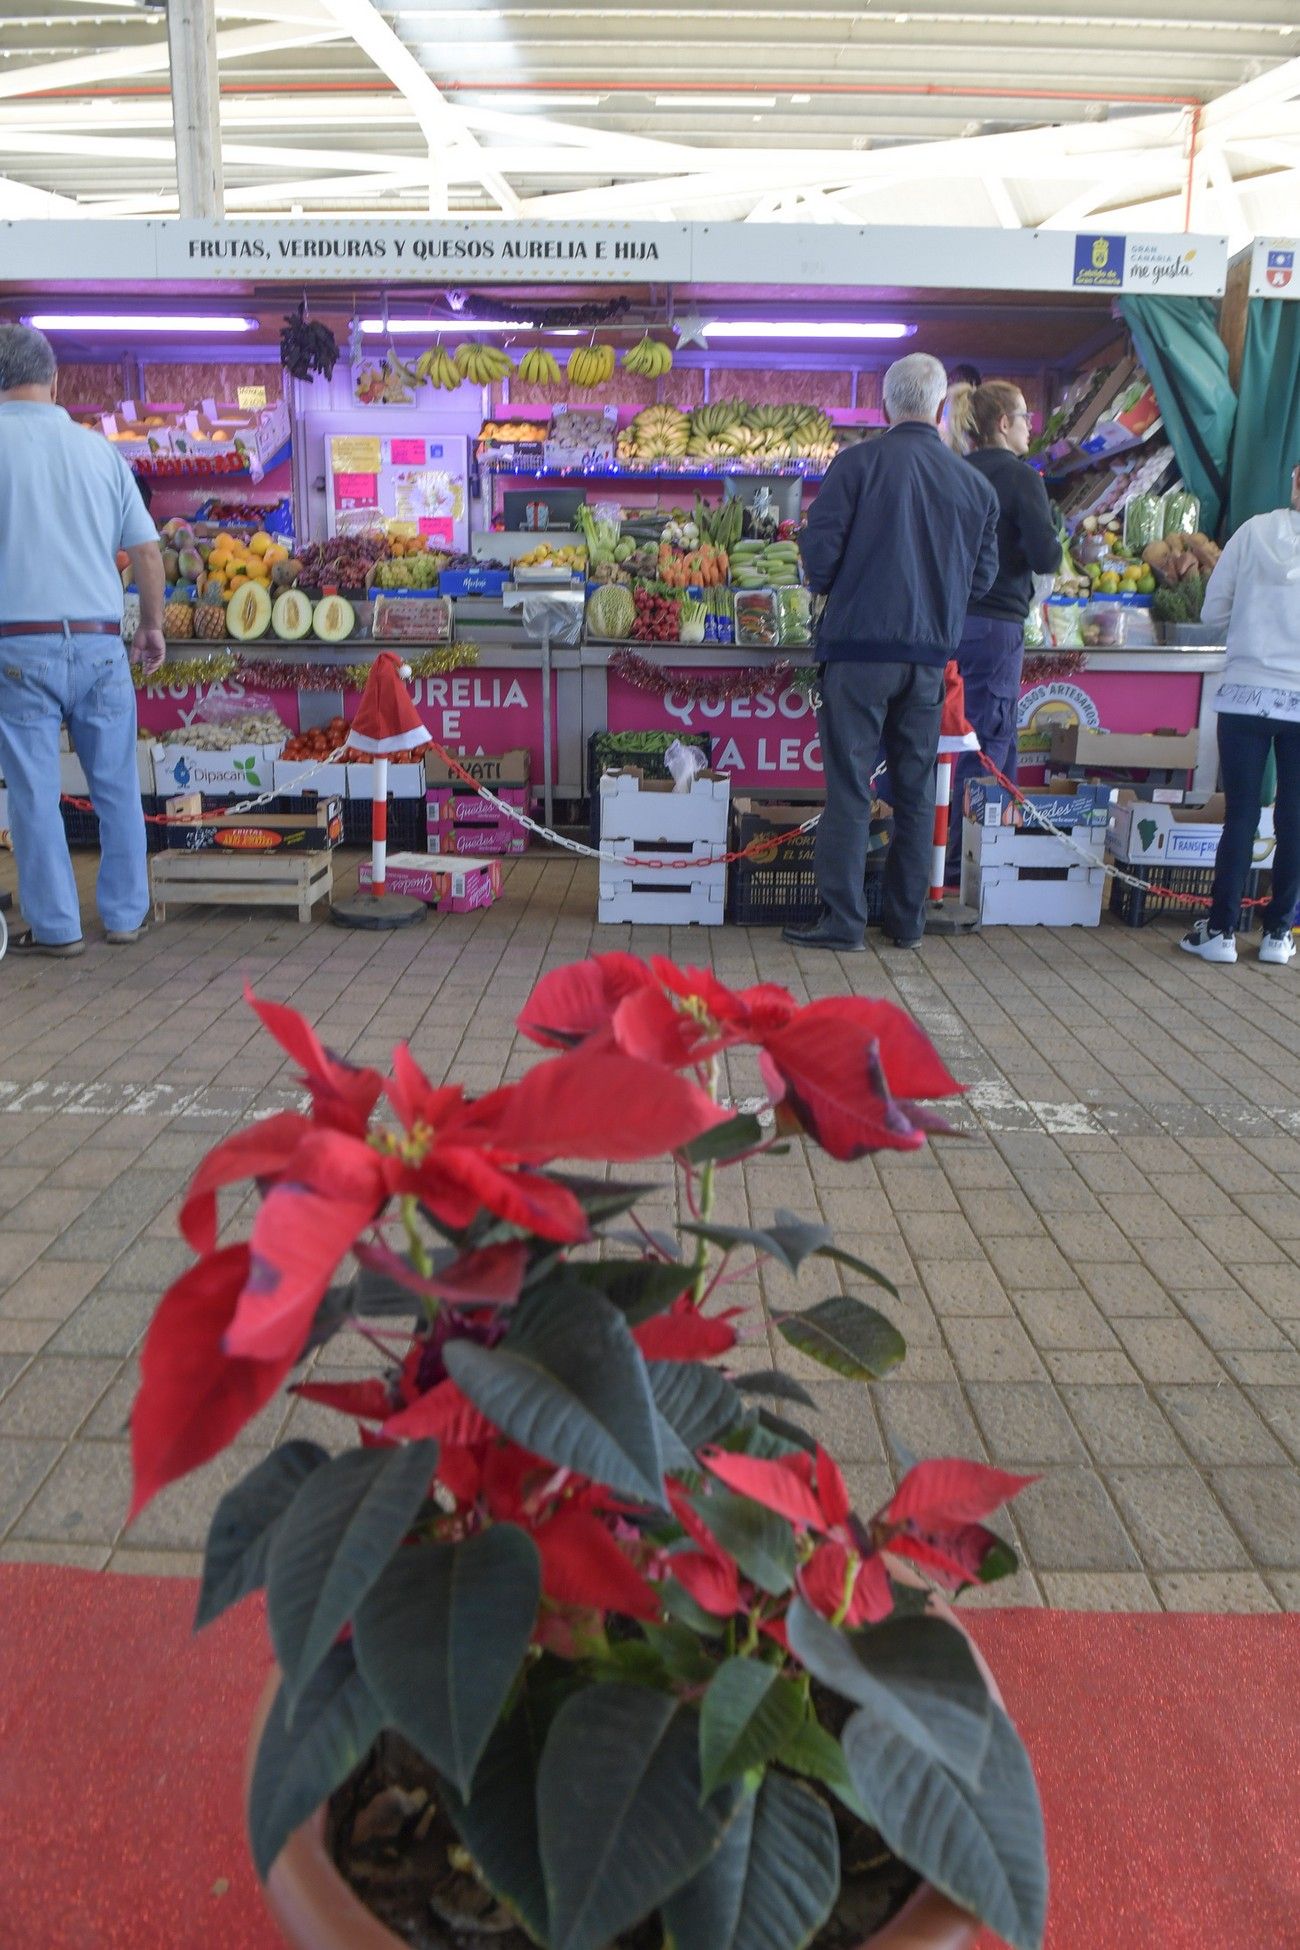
[440,568,509,598]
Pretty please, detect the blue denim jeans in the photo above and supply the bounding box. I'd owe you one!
[0,629,147,943]
[1210,711,1300,936]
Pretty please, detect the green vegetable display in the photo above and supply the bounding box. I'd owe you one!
[1152,574,1205,624]
[586,583,638,640]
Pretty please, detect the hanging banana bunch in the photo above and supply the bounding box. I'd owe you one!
[453,340,515,386]
[518,346,563,387]
[622,335,673,378]
[566,342,616,388]
[415,343,463,392]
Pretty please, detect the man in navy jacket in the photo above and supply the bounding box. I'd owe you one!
[785,352,999,952]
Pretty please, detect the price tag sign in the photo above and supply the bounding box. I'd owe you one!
[390,437,427,465]
[237,385,267,410]
[334,472,379,510]
[329,435,382,474]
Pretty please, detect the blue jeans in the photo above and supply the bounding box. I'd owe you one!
[1210,712,1300,936]
[0,629,147,943]
[948,614,1024,881]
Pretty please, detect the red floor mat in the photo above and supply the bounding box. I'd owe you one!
[1,1567,1296,1949]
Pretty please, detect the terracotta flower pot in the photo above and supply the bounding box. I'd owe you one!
[245,1632,994,1950]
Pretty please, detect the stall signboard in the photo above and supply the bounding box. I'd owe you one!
[134,681,302,738]
[1017,670,1205,771]
[344,668,557,787]
[606,671,823,789]
[0,220,1230,296]
[1247,237,1298,297]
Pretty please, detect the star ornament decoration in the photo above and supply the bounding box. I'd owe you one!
[673,312,710,350]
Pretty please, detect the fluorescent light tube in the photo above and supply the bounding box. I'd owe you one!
[703,321,916,340]
[28,313,258,333]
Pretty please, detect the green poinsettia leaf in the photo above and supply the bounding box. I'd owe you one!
[266,1441,438,1709]
[197,1439,328,1631]
[650,1360,745,1455]
[247,1643,384,1881]
[662,1770,840,1950]
[777,1717,868,1821]
[568,1259,691,1324]
[353,1524,540,1797]
[689,1486,795,1596]
[698,1658,805,1800]
[439,1700,550,1942]
[775,1295,906,1381]
[677,1113,766,1167]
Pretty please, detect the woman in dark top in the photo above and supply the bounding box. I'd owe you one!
[946,380,1061,878]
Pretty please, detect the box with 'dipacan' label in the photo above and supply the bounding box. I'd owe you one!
[151,742,283,798]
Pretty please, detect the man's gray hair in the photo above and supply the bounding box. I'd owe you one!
[882,352,948,425]
[0,323,57,393]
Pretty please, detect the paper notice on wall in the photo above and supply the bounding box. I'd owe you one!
[329,435,382,475]
[333,471,380,510]
[393,468,464,528]
[237,385,267,410]
[389,438,427,465]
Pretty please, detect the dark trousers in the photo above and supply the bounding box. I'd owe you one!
[1210,712,1300,935]
[815,659,944,942]
[947,615,1024,882]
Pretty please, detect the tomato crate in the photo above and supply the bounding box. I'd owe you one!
[1109,865,1263,931]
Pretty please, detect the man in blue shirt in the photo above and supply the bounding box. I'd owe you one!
[0,325,165,956]
[785,352,999,952]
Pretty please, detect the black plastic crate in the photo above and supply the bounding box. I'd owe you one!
[728,840,888,927]
[587,732,712,843]
[61,794,168,854]
[1109,864,1263,932]
[287,791,424,852]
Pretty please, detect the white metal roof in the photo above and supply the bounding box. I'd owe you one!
[0,0,1296,242]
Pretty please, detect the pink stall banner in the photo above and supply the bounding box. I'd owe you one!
[1017,669,1204,774]
[344,667,555,781]
[390,438,427,465]
[605,670,823,788]
[134,680,302,738]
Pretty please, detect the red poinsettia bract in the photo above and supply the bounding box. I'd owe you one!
[518,954,962,1158]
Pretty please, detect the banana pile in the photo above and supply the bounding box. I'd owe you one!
[621,336,673,378]
[620,405,689,461]
[414,345,463,393]
[685,402,837,462]
[454,341,515,385]
[567,343,616,388]
[517,346,563,388]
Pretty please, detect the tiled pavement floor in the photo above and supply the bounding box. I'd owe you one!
[2,848,1299,1613]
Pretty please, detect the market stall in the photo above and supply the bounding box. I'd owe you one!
[0,216,1238,912]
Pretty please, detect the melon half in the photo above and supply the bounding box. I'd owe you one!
[226,582,273,642]
[313,594,356,644]
[271,588,313,642]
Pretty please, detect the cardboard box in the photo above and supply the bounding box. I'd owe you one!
[425,748,531,789]
[357,851,501,911]
[1111,794,1276,870]
[347,762,425,800]
[151,742,282,798]
[164,794,342,854]
[274,760,349,799]
[965,780,1114,832]
[426,789,530,856]
[599,769,731,848]
[962,856,1106,928]
[963,819,1105,875]
[1048,726,1199,773]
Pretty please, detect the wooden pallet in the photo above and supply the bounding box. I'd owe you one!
[151,850,333,924]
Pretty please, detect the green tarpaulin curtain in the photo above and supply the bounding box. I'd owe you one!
[1119,295,1236,537]
[1226,298,1300,535]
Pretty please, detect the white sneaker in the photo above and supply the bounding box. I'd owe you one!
[1259,928,1297,966]
[1179,920,1237,963]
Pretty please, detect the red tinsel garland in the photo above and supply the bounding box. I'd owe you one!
[1021,650,1088,687]
[610,648,795,703]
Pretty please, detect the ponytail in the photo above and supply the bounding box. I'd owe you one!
[951,379,1025,452]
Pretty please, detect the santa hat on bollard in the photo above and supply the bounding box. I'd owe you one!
[348,651,429,754]
[938,659,981,755]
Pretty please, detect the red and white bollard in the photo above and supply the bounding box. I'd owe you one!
[930,751,956,904]
[369,754,389,897]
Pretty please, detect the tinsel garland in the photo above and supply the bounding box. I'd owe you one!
[457,293,631,330]
[1021,650,1088,686]
[610,649,795,703]
[136,643,477,693]
[133,652,235,690]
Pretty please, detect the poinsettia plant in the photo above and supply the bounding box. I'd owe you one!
[130,954,1046,1950]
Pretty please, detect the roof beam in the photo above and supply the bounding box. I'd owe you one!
[307,0,521,214]
[0,21,349,105]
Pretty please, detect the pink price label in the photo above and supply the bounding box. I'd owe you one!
[334,471,378,505]
[390,438,427,464]
[418,517,455,541]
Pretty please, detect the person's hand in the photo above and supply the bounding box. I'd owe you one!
[130,626,167,676]
[1291,464,1300,514]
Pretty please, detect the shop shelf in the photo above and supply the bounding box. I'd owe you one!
[1109,865,1263,932]
[479,458,828,481]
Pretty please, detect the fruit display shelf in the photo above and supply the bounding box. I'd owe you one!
[477,457,828,481]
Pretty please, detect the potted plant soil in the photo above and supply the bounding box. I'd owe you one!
[131,955,1047,1950]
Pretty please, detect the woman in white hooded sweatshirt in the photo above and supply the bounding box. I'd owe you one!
[1181,464,1300,966]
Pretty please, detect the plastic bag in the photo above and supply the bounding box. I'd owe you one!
[1081,603,1125,648]
[1123,492,1163,553]
[1161,489,1200,538]
[1044,598,1085,649]
[664,738,708,792]
[778,586,812,647]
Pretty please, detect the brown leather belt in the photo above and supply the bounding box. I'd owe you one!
[0,620,121,638]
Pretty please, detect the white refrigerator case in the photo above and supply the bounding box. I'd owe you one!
[324,431,470,550]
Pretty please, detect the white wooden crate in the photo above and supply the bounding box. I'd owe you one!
[963,857,1105,928]
[962,818,1105,874]
[599,840,726,928]
[151,851,333,925]
[598,769,730,848]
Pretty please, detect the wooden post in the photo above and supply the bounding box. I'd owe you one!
[167,0,224,220]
